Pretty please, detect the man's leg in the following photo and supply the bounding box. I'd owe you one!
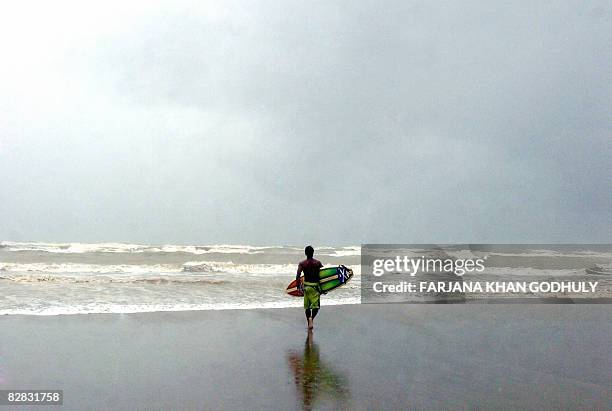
[304,288,311,328]
[310,288,320,329]
[305,308,314,330]
[304,286,319,329]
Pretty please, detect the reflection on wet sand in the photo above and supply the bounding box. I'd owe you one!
[287,330,349,410]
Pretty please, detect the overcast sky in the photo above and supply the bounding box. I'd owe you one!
[0,0,610,245]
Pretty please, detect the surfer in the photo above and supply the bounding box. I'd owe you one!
[296,246,323,330]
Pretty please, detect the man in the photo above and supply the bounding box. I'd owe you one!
[296,245,323,330]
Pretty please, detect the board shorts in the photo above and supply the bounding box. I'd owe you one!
[303,281,320,309]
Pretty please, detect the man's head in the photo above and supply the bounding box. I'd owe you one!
[305,245,314,258]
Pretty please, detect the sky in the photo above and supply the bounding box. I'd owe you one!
[0,0,610,245]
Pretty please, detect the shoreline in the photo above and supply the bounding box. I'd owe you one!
[5,294,612,318]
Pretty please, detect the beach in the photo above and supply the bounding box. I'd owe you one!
[3,0,611,408]
[1,304,610,410]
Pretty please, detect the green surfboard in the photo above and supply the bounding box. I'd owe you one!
[286,265,353,296]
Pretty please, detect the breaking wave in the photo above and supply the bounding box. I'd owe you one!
[0,261,296,275]
[0,273,227,285]
[0,262,180,274]
[182,261,295,274]
[0,241,276,255]
[478,267,585,277]
[0,241,361,256]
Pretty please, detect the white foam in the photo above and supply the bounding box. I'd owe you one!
[0,297,361,316]
[325,246,362,257]
[0,272,228,284]
[0,241,362,256]
[0,241,151,253]
[157,244,270,254]
[0,262,180,274]
[0,261,362,279]
[488,250,612,258]
[475,267,584,277]
[182,261,295,274]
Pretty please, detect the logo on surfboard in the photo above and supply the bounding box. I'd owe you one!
[337,266,349,284]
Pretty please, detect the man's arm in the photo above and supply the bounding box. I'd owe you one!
[296,263,303,282]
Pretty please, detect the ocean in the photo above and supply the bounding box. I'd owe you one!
[0,242,361,315]
[1,242,611,315]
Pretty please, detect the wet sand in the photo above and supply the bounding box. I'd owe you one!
[0,304,610,410]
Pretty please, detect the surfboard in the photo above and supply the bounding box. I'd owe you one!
[286,265,353,297]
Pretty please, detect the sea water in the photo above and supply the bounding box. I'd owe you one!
[0,242,361,314]
[1,242,611,314]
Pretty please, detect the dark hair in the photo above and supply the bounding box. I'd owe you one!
[305,245,314,258]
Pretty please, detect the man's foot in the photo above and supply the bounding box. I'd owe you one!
[307,318,313,329]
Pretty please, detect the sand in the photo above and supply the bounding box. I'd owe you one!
[0,304,610,410]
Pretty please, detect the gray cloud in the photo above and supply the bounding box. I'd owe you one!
[1,0,610,244]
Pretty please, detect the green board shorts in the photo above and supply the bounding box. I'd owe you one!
[303,282,320,309]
